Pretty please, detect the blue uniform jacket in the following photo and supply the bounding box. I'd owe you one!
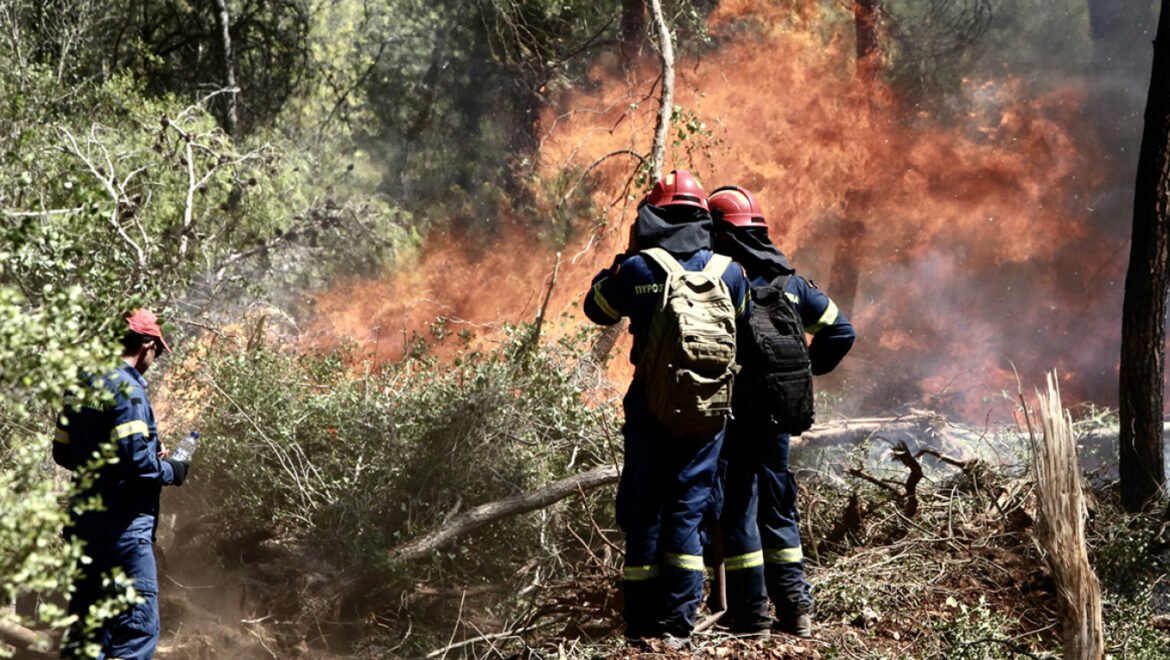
[584,248,752,364]
[54,363,179,519]
[756,274,855,376]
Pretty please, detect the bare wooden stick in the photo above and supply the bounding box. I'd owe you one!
[388,466,619,562]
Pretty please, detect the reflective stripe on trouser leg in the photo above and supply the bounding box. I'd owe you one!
[623,564,659,581]
[725,550,764,571]
[718,414,770,629]
[658,429,724,637]
[758,429,811,616]
[764,546,803,564]
[764,547,812,617]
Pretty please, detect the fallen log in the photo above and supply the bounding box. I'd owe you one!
[798,413,1170,467]
[386,415,1166,563]
[388,465,620,562]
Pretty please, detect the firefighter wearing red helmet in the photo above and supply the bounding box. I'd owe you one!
[645,169,709,209]
[54,309,189,659]
[583,170,751,647]
[705,185,855,638]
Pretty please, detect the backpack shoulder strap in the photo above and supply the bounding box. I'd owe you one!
[703,254,732,278]
[769,273,792,290]
[641,247,684,276]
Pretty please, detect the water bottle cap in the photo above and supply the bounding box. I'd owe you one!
[191,431,200,439]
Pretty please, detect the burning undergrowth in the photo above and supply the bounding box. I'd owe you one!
[306,1,1125,427]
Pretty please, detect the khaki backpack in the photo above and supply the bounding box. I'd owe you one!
[635,248,738,437]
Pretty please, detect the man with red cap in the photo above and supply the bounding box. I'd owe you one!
[53,308,189,659]
[583,170,751,646]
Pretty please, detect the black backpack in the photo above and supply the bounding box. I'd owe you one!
[740,274,814,434]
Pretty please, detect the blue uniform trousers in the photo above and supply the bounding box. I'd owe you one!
[713,413,812,627]
[617,386,724,638]
[757,424,813,618]
[706,414,770,631]
[62,514,160,660]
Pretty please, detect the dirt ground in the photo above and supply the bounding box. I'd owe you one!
[141,440,1170,659]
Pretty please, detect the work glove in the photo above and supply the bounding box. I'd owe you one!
[165,458,190,486]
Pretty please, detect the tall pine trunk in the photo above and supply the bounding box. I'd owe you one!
[1119,0,1170,513]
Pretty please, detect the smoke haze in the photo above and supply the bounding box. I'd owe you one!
[311,1,1159,424]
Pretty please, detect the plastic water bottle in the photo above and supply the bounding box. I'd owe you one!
[171,431,200,462]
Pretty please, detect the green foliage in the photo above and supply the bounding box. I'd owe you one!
[1105,586,1168,660]
[934,595,1021,659]
[177,323,617,578]
[0,3,406,647]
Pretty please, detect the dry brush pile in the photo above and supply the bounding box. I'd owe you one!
[148,328,1170,658]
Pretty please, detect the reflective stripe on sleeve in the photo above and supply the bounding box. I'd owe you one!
[591,280,620,320]
[664,553,705,571]
[805,299,840,335]
[54,428,70,445]
[725,550,764,571]
[109,420,150,441]
[764,546,804,564]
[623,564,659,581]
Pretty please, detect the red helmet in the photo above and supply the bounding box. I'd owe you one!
[708,185,768,228]
[646,170,708,210]
[127,308,171,352]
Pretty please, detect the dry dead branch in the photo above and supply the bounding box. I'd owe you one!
[388,466,619,562]
[1026,372,1104,660]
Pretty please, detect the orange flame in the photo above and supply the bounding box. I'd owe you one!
[309,4,1126,423]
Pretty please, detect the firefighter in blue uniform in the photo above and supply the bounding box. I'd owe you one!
[53,309,190,660]
[583,170,751,644]
[706,186,855,637]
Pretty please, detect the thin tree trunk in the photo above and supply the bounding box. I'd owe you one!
[830,3,882,317]
[589,0,675,365]
[212,0,239,137]
[620,0,646,66]
[647,0,673,181]
[1119,0,1170,513]
[854,0,881,82]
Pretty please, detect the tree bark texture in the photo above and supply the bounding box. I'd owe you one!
[829,4,882,318]
[620,0,647,66]
[647,0,674,181]
[1031,375,1105,660]
[1119,0,1170,512]
[212,0,239,137]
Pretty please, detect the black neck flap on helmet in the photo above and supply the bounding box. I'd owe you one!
[714,224,795,282]
[633,203,713,256]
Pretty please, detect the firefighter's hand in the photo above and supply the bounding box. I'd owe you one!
[165,458,189,486]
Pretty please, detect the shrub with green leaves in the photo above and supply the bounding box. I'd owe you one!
[173,323,618,579]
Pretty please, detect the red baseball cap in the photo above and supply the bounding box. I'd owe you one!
[126,309,171,352]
